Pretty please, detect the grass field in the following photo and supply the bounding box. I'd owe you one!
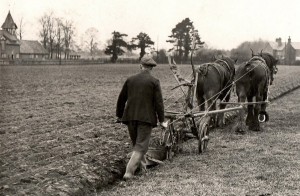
[100,86,300,196]
[0,64,300,195]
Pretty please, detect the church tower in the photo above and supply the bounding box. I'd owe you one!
[0,11,19,60]
[1,11,18,35]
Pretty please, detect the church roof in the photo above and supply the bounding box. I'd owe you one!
[20,40,48,54]
[1,11,17,29]
[0,30,18,42]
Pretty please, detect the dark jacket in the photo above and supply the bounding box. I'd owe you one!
[116,70,165,126]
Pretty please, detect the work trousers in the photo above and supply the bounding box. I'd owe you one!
[127,121,152,153]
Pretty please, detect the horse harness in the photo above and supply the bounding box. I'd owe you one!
[197,62,228,91]
[246,56,271,100]
[247,56,270,85]
[197,63,223,79]
[215,59,235,81]
[214,59,231,73]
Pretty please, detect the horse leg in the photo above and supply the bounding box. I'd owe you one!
[259,88,269,122]
[197,96,205,112]
[246,96,254,128]
[270,71,274,85]
[207,98,217,128]
[253,93,263,132]
[233,94,247,133]
[217,92,230,128]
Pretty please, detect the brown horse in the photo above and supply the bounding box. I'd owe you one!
[195,56,236,127]
[234,53,277,132]
[251,50,278,85]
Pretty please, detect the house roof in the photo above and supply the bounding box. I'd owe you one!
[268,42,286,50]
[0,30,18,42]
[291,42,300,50]
[20,40,48,54]
[1,11,17,29]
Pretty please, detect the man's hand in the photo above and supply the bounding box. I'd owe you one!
[160,121,168,129]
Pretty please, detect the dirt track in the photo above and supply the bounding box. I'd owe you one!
[1,64,300,195]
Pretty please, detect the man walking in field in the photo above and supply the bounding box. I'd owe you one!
[116,56,167,180]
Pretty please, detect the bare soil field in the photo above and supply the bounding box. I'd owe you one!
[0,64,300,195]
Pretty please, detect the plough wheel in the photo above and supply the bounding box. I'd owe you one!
[198,118,210,154]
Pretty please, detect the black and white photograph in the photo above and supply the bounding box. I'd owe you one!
[0,0,299,195]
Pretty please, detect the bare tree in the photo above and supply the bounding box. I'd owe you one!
[55,18,63,60]
[46,13,56,59]
[82,27,100,58]
[38,12,56,58]
[16,17,24,40]
[39,14,48,49]
[62,20,75,59]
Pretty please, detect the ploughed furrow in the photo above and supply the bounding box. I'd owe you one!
[0,123,128,195]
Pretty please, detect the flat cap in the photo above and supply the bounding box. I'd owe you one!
[141,56,157,67]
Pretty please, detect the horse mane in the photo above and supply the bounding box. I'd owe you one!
[261,53,277,67]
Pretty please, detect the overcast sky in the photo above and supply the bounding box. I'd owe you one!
[1,0,299,50]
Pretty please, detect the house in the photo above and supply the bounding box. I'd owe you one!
[0,11,48,61]
[268,37,300,65]
[69,51,81,59]
[268,38,285,61]
[20,40,48,59]
[284,37,300,64]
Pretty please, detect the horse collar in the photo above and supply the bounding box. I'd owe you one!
[215,59,231,72]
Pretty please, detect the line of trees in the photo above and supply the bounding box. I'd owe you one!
[102,18,205,63]
[230,39,271,62]
[38,12,75,60]
[36,14,207,63]
[36,13,270,64]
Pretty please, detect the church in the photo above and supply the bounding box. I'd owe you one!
[0,11,48,62]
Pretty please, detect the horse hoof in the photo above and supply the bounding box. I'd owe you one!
[253,128,262,132]
[250,126,261,132]
[233,125,245,134]
[235,130,246,134]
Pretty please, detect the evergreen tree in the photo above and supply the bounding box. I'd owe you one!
[129,32,154,60]
[105,31,128,63]
[167,18,204,63]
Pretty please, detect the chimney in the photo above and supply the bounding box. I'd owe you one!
[288,36,291,44]
[275,37,282,46]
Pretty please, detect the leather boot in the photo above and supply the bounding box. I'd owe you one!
[123,151,144,180]
[140,155,148,173]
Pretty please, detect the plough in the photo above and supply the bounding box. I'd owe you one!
[147,31,270,163]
